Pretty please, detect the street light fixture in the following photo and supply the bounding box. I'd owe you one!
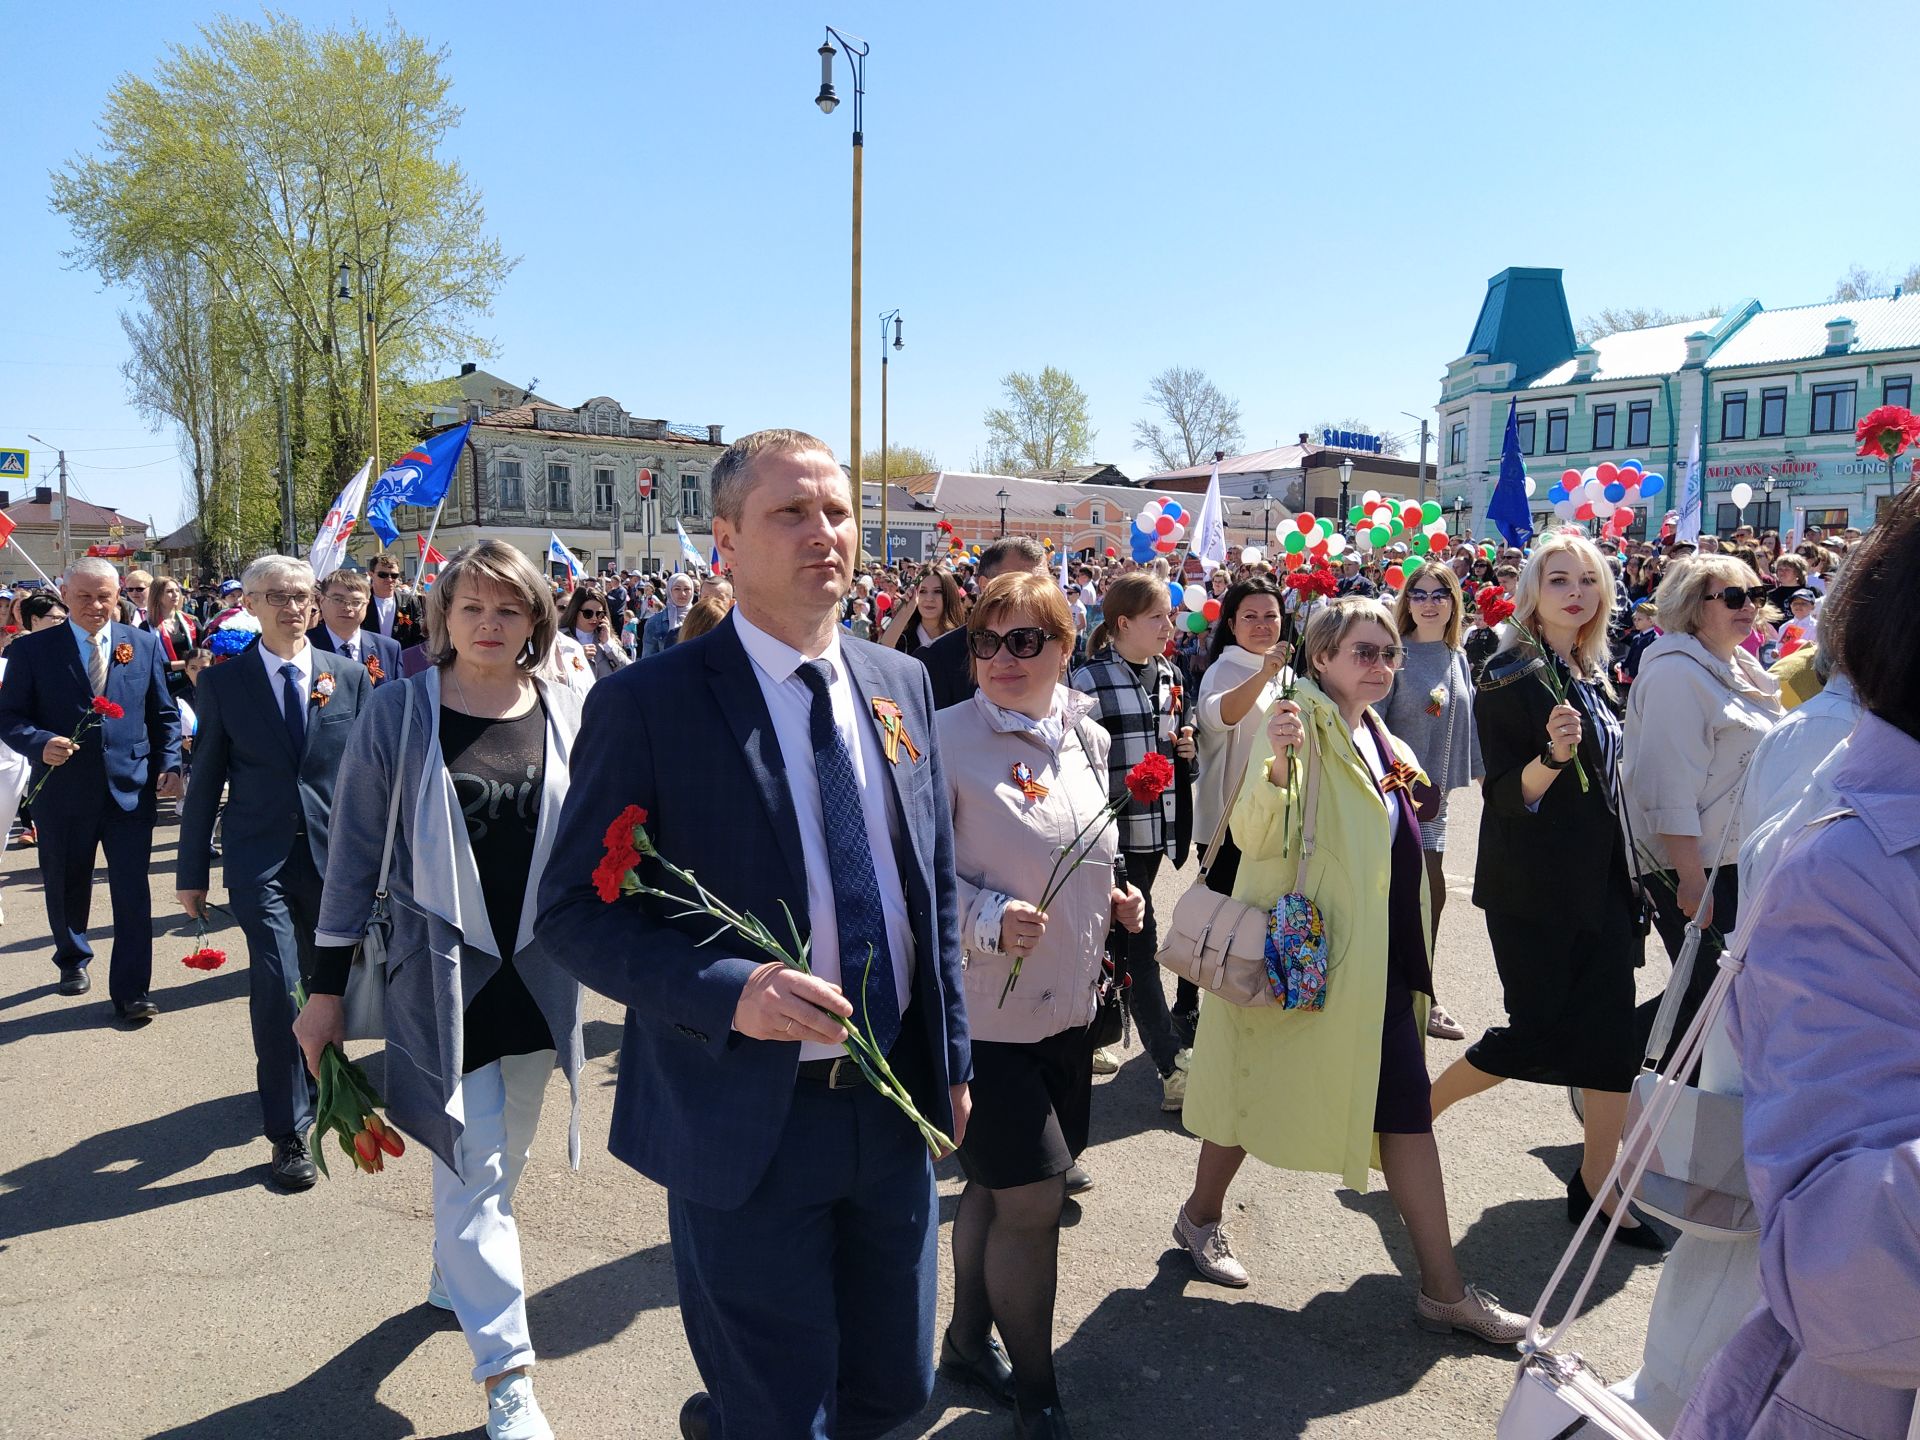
[996,487,1010,538]
[813,26,869,541]
[1451,496,1464,542]
[1338,456,1355,536]
[877,307,904,563]
[1251,481,1271,549]
[337,259,381,470]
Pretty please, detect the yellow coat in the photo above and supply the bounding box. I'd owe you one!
[1182,677,1430,1193]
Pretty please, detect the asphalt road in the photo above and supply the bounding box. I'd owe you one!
[0,783,1677,1439]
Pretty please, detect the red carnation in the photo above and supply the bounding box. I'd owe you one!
[1856,404,1920,461]
[90,696,125,720]
[1124,752,1175,806]
[1477,585,1516,627]
[592,853,628,904]
[182,948,227,971]
[603,804,648,855]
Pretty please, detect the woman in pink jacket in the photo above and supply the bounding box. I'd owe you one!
[937,570,1145,1440]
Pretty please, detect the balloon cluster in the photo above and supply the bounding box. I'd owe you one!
[1347,493,1450,561]
[1167,579,1222,635]
[1544,461,1665,538]
[1131,496,1189,561]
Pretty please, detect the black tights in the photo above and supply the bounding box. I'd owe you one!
[948,1174,1067,1411]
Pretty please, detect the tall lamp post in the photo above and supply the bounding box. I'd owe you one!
[814,27,869,543]
[1762,471,1777,535]
[996,487,1010,538]
[877,308,903,562]
[1337,456,1354,536]
[1451,496,1465,544]
[1252,481,1271,550]
[336,261,381,470]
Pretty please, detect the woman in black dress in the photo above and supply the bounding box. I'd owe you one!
[1428,532,1664,1249]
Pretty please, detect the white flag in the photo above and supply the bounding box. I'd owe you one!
[1676,426,1704,543]
[1192,461,1229,573]
[547,532,587,579]
[308,459,372,581]
[675,521,709,574]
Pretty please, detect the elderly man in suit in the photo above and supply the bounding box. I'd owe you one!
[0,557,182,1020]
[177,555,371,1189]
[640,572,697,656]
[363,554,426,647]
[541,429,970,1440]
[308,567,402,684]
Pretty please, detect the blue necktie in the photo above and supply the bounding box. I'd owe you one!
[795,659,901,1054]
[280,662,306,754]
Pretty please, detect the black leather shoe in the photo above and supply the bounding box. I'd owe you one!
[57,967,91,996]
[271,1135,319,1191]
[1063,1163,1094,1196]
[678,1391,712,1440]
[117,997,160,1023]
[938,1329,1017,1407]
[1016,1401,1075,1439]
[1567,1171,1668,1251]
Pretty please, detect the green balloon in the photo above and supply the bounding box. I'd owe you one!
[1317,517,1335,538]
[1421,501,1441,525]
[1388,518,1405,538]
[1347,505,1365,524]
[1185,610,1208,633]
[1283,531,1306,553]
[1410,535,1429,555]
[1364,527,1385,548]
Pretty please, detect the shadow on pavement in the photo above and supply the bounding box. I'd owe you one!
[0,963,249,1045]
[146,1243,677,1440]
[0,1089,259,1242]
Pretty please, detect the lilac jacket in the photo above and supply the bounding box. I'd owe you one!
[1673,711,1920,1440]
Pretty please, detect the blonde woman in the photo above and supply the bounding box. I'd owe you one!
[1176,598,1525,1344]
[1382,561,1481,1041]
[1429,532,1664,1249]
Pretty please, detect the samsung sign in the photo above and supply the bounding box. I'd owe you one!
[1322,428,1384,454]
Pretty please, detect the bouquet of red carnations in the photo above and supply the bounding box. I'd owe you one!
[25,695,124,805]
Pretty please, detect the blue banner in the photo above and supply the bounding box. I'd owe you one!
[1487,399,1535,550]
[366,421,472,546]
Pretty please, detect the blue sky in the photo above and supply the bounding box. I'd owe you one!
[6,0,1918,533]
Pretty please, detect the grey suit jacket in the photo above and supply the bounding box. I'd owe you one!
[177,644,370,893]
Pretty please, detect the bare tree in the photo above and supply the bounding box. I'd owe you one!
[982,367,1095,473]
[1132,366,1244,472]
[1574,305,1718,345]
[1831,262,1920,302]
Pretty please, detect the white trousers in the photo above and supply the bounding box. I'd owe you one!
[431,1049,554,1383]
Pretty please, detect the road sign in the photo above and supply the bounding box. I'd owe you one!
[637,468,654,499]
[0,449,26,478]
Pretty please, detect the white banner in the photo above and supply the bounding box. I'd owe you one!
[1676,426,1704,543]
[308,459,372,581]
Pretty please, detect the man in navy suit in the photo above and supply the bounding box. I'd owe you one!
[307,567,402,684]
[177,555,371,1189]
[0,558,182,1020]
[541,429,970,1440]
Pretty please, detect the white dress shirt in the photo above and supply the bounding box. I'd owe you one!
[326,627,361,663]
[372,593,396,637]
[258,638,314,724]
[732,607,915,1060]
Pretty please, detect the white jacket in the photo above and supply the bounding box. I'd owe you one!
[1622,631,1784,870]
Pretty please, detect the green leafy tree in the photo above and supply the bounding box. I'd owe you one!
[861,443,942,480]
[983,367,1095,474]
[1133,366,1244,471]
[51,12,514,546]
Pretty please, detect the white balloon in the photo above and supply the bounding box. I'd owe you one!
[1424,519,1448,537]
[1325,533,1347,556]
[1139,502,1163,524]
[1582,466,1599,483]
[1524,477,1536,497]
[1584,478,1605,501]
[1169,522,1187,541]
[1239,545,1264,566]
[1730,482,1754,509]
[1554,498,1578,519]
[1361,490,1381,507]
[1592,496,1617,518]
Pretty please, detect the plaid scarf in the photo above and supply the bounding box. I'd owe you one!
[1070,649,1183,858]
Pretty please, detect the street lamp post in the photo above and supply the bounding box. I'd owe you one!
[1338,456,1355,536]
[815,27,869,544]
[996,487,1010,538]
[1252,481,1271,550]
[1763,472,1777,534]
[336,260,381,467]
[878,308,903,562]
[1451,496,1464,543]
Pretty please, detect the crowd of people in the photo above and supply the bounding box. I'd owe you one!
[2,424,1914,1440]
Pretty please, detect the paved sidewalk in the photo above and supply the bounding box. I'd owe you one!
[0,787,1670,1438]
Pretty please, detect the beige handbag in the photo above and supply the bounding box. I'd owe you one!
[1156,727,1320,1008]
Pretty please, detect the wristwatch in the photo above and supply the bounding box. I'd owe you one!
[1540,747,1573,771]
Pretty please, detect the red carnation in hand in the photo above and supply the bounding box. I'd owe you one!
[1855,404,1920,461]
[182,948,227,970]
[91,696,126,720]
[592,853,629,904]
[1124,752,1175,806]
[1477,585,1516,628]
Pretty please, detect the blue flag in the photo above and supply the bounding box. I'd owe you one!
[365,421,472,546]
[1487,399,1535,550]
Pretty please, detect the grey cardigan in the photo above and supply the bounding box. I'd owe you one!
[315,669,586,1178]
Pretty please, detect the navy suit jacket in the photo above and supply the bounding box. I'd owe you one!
[176,644,371,893]
[539,610,970,1210]
[308,624,401,685]
[0,622,181,811]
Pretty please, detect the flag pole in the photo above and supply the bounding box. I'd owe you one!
[12,545,59,589]
[416,496,448,577]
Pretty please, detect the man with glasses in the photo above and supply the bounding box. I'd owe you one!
[307,569,401,684]
[362,557,425,647]
[177,555,372,1189]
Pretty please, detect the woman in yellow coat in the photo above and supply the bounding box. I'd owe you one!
[1173,597,1525,1345]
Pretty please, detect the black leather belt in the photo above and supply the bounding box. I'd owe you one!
[795,1056,867,1090]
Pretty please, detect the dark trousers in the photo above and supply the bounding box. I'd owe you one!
[227,843,323,1142]
[668,1078,938,1439]
[1639,863,1741,1073]
[1111,851,1181,1074]
[38,786,155,1008]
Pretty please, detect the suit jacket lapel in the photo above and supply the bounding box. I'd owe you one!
[240,643,300,763]
[840,642,930,876]
[706,617,809,898]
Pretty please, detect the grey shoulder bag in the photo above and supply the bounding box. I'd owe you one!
[341,680,414,1041]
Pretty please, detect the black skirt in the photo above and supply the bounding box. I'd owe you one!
[956,1026,1095,1190]
[1468,869,1642,1093]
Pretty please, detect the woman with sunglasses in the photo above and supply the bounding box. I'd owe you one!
[1429,532,1667,1249]
[1622,556,1782,1061]
[936,572,1145,1438]
[1383,563,1482,1042]
[557,586,631,684]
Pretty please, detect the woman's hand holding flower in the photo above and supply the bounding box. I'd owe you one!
[999,901,1047,957]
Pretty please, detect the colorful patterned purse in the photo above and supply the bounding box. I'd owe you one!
[1263,731,1328,1008]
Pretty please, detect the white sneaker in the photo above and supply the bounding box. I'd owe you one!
[1173,1203,1249,1287]
[426,1262,453,1311]
[1090,1046,1121,1076]
[485,1371,554,1440]
[1160,1050,1191,1112]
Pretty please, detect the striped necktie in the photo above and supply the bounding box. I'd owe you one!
[87,633,108,695]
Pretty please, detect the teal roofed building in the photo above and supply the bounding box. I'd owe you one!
[1435,267,1920,538]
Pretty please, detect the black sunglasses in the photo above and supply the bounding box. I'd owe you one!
[967,626,1050,660]
[577,607,606,618]
[1714,586,1770,610]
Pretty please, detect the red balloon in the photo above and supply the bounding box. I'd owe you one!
[1154,537,1176,552]
[1385,564,1405,588]
[1104,546,1116,558]
[1427,532,1448,552]
[875,592,892,613]
[1595,462,1619,487]
[1575,502,1596,521]
[1284,550,1306,570]
[1156,515,1176,536]
[1561,468,1582,489]
[1401,504,1421,530]
[1201,599,1222,622]
[1295,512,1316,534]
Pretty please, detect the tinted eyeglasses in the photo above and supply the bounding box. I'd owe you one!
[1714,586,1770,610]
[1344,642,1405,670]
[1406,587,1453,605]
[967,626,1051,660]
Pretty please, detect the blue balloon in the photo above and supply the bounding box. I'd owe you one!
[1547,485,1567,503]
[1620,459,1644,474]
[1638,474,1665,499]
[1603,482,1627,502]
[1168,582,1185,608]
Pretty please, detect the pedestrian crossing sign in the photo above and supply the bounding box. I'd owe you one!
[0,450,25,478]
